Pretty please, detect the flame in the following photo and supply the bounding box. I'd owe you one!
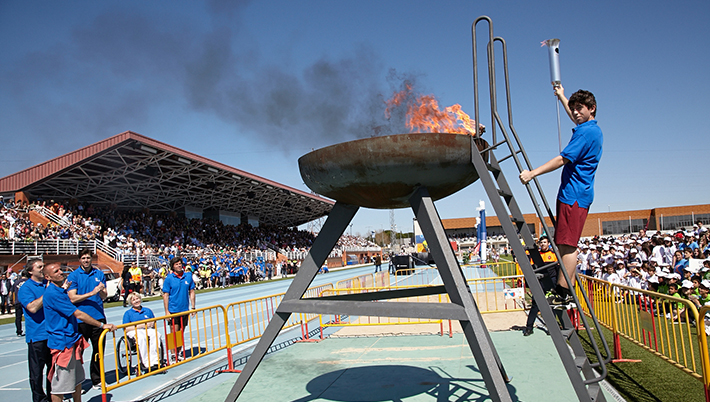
[385,84,485,136]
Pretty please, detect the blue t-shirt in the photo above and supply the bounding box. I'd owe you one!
[43,283,82,351]
[558,119,603,209]
[17,278,48,343]
[122,306,156,324]
[66,266,106,322]
[162,272,195,314]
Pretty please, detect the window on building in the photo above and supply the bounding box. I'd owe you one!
[659,213,710,231]
[602,218,647,235]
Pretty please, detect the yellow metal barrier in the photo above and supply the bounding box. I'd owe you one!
[98,304,230,400]
[696,305,710,401]
[320,285,451,335]
[225,282,333,346]
[98,283,334,400]
[577,274,705,383]
[336,271,390,290]
[321,263,526,335]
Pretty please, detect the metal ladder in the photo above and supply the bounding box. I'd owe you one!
[470,16,611,402]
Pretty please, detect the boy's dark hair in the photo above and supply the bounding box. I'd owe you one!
[78,248,92,258]
[568,89,597,117]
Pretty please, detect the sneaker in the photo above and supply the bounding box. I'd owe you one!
[92,384,101,390]
[548,293,573,307]
[522,327,534,337]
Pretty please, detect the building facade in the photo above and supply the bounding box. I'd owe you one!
[442,204,710,239]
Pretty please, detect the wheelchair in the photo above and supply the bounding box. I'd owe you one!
[116,332,165,375]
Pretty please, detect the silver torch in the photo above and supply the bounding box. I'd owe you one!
[543,38,562,151]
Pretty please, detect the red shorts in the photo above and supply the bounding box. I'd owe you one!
[554,200,588,247]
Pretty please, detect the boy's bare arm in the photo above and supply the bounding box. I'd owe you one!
[554,84,574,123]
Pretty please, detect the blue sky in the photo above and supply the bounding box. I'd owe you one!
[1,0,709,237]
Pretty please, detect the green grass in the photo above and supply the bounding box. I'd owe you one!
[577,321,707,401]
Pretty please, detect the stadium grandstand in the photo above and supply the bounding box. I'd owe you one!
[0,130,347,277]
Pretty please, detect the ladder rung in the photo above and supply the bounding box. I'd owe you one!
[496,149,523,164]
[479,140,508,154]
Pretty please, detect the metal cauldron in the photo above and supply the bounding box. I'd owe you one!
[298,133,489,209]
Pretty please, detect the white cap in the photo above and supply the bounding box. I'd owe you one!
[630,248,638,253]
[648,275,659,284]
[682,280,694,289]
[702,280,710,289]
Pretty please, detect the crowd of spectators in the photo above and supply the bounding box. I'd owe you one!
[574,224,710,325]
[1,198,379,295]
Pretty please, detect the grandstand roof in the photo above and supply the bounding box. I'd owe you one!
[0,131,334,227]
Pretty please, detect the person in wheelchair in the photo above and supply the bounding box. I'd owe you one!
[122,292,162,371]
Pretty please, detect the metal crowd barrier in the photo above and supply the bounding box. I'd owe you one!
[577,274,709,399]
[98,305,230,400]
[321,265,525,335]
[98,283,333,400]
[320,284,453,336]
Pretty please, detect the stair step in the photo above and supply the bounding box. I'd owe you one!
[574,356,589,370]
[586,384,603,402]
[497,188,513,199]
[560,328,575,340]
[486,163,501,173]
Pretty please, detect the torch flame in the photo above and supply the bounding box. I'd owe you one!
[385,84,485,136]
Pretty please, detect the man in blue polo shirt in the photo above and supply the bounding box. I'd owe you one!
[43,263,116,402]
[162,257,195,362]
[17,258,51,401]
[520,84,603,306]
[66,248,108,389]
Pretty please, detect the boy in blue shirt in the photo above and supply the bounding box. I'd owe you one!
[66,248,108,389]
[520,85,603,306]
[42,263,116,402]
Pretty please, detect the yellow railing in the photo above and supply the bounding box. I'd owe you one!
[99,304,230,398]
[98,283,333,399]
[225,283,333,346]
[320,264,526,334]
[577,275,706,384]
[696,305,710,401]
[320,284,450,333]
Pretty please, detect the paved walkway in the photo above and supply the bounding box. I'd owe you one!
[180,313,620,402]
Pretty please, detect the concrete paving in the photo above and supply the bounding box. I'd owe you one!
[144,310,621,403]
